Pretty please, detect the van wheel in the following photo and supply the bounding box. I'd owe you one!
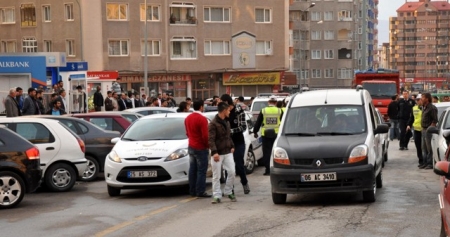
[245,149,256,174]
[45,163,76,192]
[107,185,121,197]
[363,177,376,203]
[0,171,25,209]
[376,170,383,188]
[272,193,287,204]
[81,156,99,182]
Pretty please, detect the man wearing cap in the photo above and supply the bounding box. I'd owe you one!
[408,94,423,167]
[253,96,283,175]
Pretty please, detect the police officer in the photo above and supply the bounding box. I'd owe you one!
[397,91,415,150]
[407,94,423,167]
[253,96,283,176]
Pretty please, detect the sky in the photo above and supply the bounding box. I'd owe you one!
[377,0,412,45]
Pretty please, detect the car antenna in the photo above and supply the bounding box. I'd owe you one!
[324,90,328,104]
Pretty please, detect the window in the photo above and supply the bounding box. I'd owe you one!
[255,8,271,23]
[42,5,50,22]
[325,69,334,78]
[20,4,36,27]
[256,40,272,55]
[141,40,161,56]
[293,30,299,40]
[58,120,78,134]
[44,40,52,52]
[170,3,196,24]
[311,12,320,21]
[66,39,75,57]
[311,31,321,40]
[140,4,160,21]
[106,3,128,20]
[324,49,334,59]
[324,11,333,21]
[22,37,37,52]
[312,69,321,78]
[324,31,334,40]
[15,123,55,144]
[338,68,353,79]
[1,7,15,24]
[204,40,230,55]
[338,10,352,21]
[78,122,89,134]
[170,37,197,59]
[204,7,230,22]
[65,4,74,21]
[312,50,321,59]
[1,40,16,52]
[109,39,129,56]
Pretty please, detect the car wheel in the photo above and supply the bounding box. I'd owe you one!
[107,185,121,197]
[272,192,287,204]
[245,148,256,174]
[81,156,99,182]
[441,216,447,237]
[376,170,383,189]
[45,163,76,192]
[363,175,376,203]
[0,171,25,209]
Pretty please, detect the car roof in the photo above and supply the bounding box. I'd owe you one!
[72,112,139,117]
[436,102,450,109]
[139,112,191,120]
[125,107,177,112]
[290,89,366,107]
[0,117,62,124]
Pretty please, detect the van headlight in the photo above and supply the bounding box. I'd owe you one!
[273,147,290,165]
[108,150,122,163]
[165,148,188,161]
[348,145,368,164]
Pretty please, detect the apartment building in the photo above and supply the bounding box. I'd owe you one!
[0,0,289,100]
[389,0,450,90]
[289,0,378,88]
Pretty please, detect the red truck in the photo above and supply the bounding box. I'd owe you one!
[353,70,400,121]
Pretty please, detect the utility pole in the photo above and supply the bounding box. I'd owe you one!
[144,0,149,96]
[361,0,367,69]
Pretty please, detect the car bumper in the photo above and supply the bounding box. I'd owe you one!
[25,167,42,193]
[104,156,189,188]
[73,159,88,178]
[270,164,375,194]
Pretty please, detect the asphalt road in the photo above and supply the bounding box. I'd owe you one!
[0,141,442,237]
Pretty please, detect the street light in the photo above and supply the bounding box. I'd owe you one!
[298,2,316,89]
[143,0,149,96]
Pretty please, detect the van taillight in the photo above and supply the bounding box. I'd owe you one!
[77,138,86,153]
[26,147,40,160]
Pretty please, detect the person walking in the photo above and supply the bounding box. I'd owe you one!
[5,88,20,117]
[22,88,40,115]
[220,94,250,194]
[93,86,104,111]
[387,94,399,141]
[15,87,24,114]
[397,91,415,150]
[105,91,114,111]
[36,89,46,114]
[420,93,438,169]
[209,102,236,204]
[253,96,283,175]
[55,90,67,112]
[185,99,211,198]
[408,94,423,167]
[111,92,119,111]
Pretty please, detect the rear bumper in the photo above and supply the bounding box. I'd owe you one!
[25,168,42,193]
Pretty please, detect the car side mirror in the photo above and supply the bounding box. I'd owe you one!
[434,161,450,179]
[111,137,120,144]
[427,126,439,135]
[374,124,389,135]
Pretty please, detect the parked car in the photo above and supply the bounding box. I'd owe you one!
[104,113,192,196]
[250,93,289,119]
[0,118,87,192]
[375,108,390,167]
[0,125,42,208]
[125,107,177,116]
[429,104,450,167]
[32,115,120,181]
[71,112,138,134]
[433,131,450,237]
[203,111,263,174]
[270,88,388,204]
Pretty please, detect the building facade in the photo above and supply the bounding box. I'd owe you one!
[289,0,378,88]
[0,0,289,100]
[389,0,450,91]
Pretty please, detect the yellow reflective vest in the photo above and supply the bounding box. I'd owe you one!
[261,106,282,135]
[412,105,422,131]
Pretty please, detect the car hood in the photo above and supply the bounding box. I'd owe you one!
[114,139,188,158]
[277,133,367,159]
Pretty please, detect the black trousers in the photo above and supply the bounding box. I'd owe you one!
[262,136,276,173]
[94,106,102,111]
[413,130,423,164]
[398,119,411,148]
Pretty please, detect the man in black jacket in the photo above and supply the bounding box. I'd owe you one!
[397,91,415,150]
[387,94,399,141]
[93,86,104,111]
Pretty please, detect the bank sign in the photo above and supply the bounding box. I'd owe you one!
[0,56,47,87]
[223,72,281,85]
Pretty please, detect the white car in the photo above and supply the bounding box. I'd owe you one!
[203,111,263,174]
[0,118,87,192]
[104,113,191,196]
[429,103,450,167]
[375,108,389,167]
[250,93,289,119]
[125,107,177,116]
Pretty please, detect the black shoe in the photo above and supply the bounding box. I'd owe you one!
[425,165,433,169]
[197,192,212,198]
[405,147,408,150]
[243,184,250,194]
[417,164,423,167]
[263,172,270,176]
[399,147,405,150]
[419,164,427,169]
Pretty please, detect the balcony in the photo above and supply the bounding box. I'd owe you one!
[170,3,197,25]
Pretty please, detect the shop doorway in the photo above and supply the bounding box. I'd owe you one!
[192,79,215,100]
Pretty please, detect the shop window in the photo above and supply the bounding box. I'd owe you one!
[20,4,36,27]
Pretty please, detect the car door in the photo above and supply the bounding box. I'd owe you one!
[442,149,450,231]
[246,112,263,159]
[435,111,448,163]
[369,103,383,167]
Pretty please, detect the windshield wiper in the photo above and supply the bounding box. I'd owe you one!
[316,132,354,136]
[285,132,316,136]
[122,138,136,141]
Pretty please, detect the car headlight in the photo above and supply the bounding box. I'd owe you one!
[272,147,290,165]
[108,150,122,163]
[348,145,368,164]
[165,148,188,161]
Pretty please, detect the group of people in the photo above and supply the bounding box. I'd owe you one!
[387,91,438,169]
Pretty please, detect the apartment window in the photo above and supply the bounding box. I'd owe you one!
[324,49,334,59]
[324,69,334,78]
[324,31,334,40]
[324,11,333,21]
[204,7,230,22]
[65,4,74,21]
[20,4,36,27]
[301,70,309,79]
[106,3,128,20]
[311,31,321,40]
[293,30,299,40]
[141,40,161,56]
[338,10,352,21]
[66,40,75,57]
[108,39,129,56]
[312,50,321,59]
[140,4,160,21]
[22,37,37,52]
[1,40,16,52]
[1,7,15,24]
[311,69,321,78]
[44,40,52,52]
[170,37,197,59]
[338,68,352,79]
[255,8,271,23]
[256,40,272,55]
[42,5,50,22]
[204,40,230,55]
[311,12,320,21]
[170,3,196,24]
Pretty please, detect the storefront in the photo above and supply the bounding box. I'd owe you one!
[220,72,282,97]
[401,77,448,93]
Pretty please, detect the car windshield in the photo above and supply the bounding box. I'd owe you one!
[362,83,397,98]
[122,114,140,123]
[122,118,187,140]
[251,101,268,112]
[283,105,366,135]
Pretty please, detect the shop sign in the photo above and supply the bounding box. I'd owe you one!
[59,61,88,72]
[150,75,191,82]
[223,72,281,85]
[87,71,119,79]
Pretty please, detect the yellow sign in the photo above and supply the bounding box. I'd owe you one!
[223,72,281,85]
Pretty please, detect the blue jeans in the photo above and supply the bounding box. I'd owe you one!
[188,147,209,196]
[233,143,248,186]
[389,119,399,140]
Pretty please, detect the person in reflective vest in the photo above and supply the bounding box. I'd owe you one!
[253,96,283,175]
[408,94,423,167]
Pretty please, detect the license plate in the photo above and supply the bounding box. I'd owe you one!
[301,172,336,182]
[127,170,157,178]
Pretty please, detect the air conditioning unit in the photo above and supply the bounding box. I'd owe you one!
[266,49,272,55]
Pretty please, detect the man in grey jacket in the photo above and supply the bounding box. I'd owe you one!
[5,88,20,117]
[22,87,40,115]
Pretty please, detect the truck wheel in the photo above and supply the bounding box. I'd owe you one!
[272,193,287,204]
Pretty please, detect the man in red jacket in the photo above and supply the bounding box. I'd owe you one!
[185,99,211,198]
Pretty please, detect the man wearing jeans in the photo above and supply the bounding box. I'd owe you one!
[420,93,438,169]
[185,100,211,198]
[387,94,399,141]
